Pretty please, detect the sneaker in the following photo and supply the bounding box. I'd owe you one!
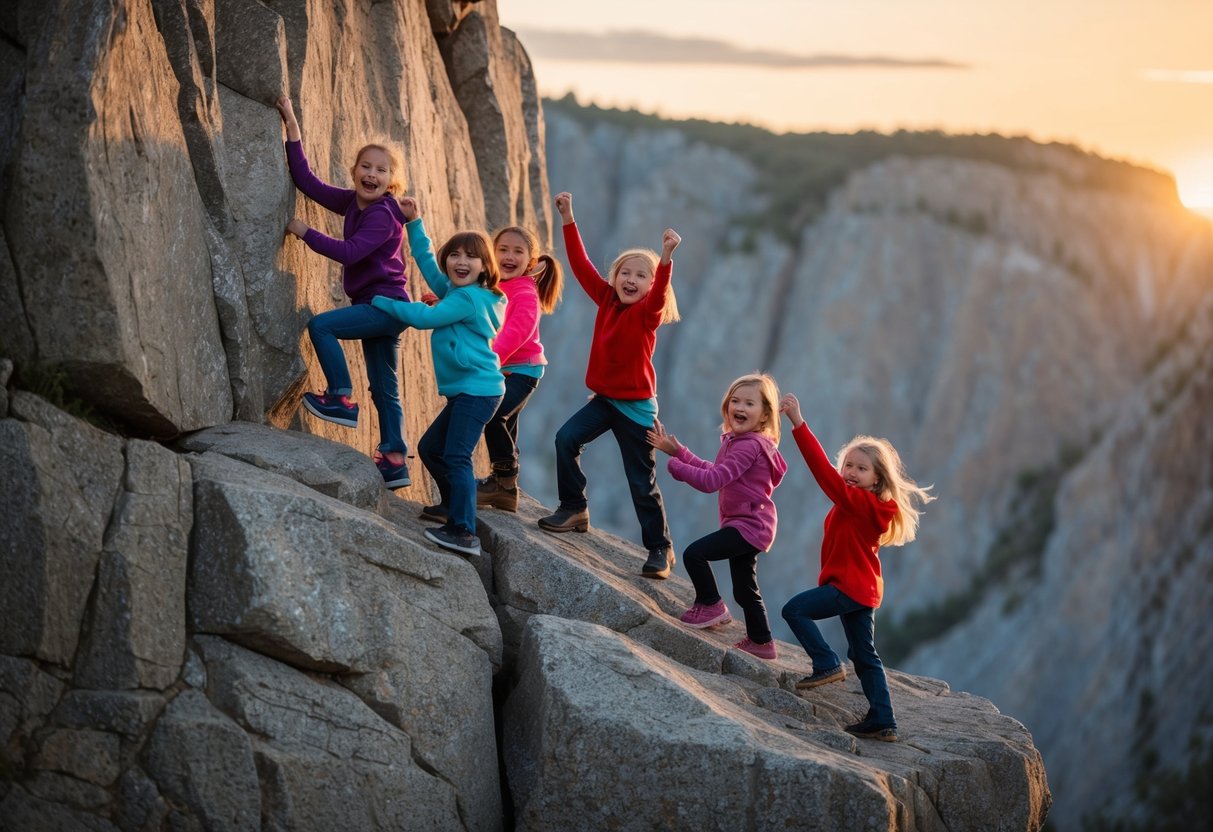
[678,600,732,629]
[795,665,847,690]
[419,504,448,523]
[844,716,898,742]
[733,637,778,661]
[375,455,411,489]
[641,547,675,579]
[301,392,359,428]
[423,525,481,557]
[537,506,590,533]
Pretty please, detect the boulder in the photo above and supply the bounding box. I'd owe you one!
[197,636,466,831]
[74,440,192,691]
[143,689,260,832]
[0,393,124,665]
[505,615,1050,832]
[178,420,384,510]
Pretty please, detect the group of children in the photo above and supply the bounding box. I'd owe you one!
[277,97,934,742]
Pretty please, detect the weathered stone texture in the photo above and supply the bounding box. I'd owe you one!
[0,393,123,665]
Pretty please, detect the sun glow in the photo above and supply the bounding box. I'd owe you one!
[1176,160,1213,213]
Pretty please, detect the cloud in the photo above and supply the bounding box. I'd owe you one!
[1142,69,1213,84]
[514,29,967,70]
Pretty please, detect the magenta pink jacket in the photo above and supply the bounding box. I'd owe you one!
[493,275,546,369]
[667,432,788,551]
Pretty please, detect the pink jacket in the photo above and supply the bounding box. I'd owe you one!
[493,275,546,369]
[668,432,788,551]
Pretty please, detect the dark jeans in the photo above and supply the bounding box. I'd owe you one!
[553,396,671,551]
[684,527,770,643]
[483,372,539,469]
[418,392,502,533]
[307,303,408,454]
[781,584,896,727]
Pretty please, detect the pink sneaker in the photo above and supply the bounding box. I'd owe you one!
[679,600,732,629]
[734,637,777,661]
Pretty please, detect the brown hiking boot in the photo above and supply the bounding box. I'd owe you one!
[477,467,519,512]
[538,506,590,533]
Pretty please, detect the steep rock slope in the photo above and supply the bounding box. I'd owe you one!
[532,104,1212,829]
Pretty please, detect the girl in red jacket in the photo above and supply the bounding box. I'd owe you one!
[648,373,789,660]
[779,393,934,742]
[475,225,564,512]
[538,191,682,579]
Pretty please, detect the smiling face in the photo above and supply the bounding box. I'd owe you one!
[725,384,767,436]
[351,147,392,207]
[495,230,536,281]
[841,448,880,491]
[611,255,655,305]
[445,246,484,288]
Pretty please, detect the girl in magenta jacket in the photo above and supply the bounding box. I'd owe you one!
[648,373,788,660]
[476,225,565,512]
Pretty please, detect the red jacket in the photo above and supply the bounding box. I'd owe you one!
[563,223,671,399]
[791,422,898,608]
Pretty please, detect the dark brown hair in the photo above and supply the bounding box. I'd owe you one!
[437,230,502,295]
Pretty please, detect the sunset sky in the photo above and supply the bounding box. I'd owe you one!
[498,0,1213,211]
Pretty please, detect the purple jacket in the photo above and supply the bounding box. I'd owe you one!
[667,432,788,552]
[285,141,410,305]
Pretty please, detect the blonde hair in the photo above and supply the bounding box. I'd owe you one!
[350,141,406,195]
[719,373,781,444]
[437,230,503,295]
[493,226,564,313]
[836,436,934,547]
[607,248,680,325]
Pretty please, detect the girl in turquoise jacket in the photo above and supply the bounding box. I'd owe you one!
[373,200,505,557]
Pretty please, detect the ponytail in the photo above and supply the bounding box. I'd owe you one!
[532,253,564,314]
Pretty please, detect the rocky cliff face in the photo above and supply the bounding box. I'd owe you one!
[0,1,1052,829]
[533,105,1213,830]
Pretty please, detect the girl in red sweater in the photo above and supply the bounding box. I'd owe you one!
[538,191,682,579]
[779,393,933,742]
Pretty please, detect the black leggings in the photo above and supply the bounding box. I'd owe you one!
[683,527,770,643]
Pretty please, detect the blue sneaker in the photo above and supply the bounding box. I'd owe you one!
[302,392,358,428]
[423,525,481,557]
[375,455,411,489]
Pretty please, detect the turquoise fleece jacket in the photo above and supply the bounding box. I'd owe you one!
[373,217,505,397]
[373,289,505,397]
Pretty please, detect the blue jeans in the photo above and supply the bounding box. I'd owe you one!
[483,372,539,469]
[553,396,671,551]
[684,527,769,643]
[418,393,501,533]
[307,303,408,454]
[782,584,896,727]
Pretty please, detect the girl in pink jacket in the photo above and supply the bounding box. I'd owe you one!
[476,225,564,512]
[648,373,788,660]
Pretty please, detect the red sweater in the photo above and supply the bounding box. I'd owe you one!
[563,223,671,399]
[791,422,898,608]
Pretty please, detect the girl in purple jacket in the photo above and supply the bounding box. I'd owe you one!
[277,96,411,490]
[648,373,788,660]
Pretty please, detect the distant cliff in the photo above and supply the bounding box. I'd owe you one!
[530,98,1213,830]
[0,1,1052,831]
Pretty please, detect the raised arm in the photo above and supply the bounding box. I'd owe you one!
[277,96,352,215]
[781,393,871,514]
[556,192,612,306]
[403,210,452,298]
